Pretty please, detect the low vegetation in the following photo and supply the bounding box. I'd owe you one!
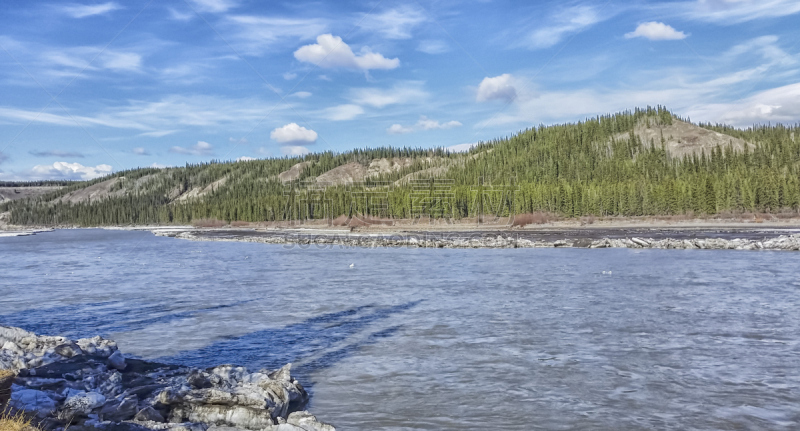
[3,107,800,226]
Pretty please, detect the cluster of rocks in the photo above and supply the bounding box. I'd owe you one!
[587,235,800,250]
[159,230,800,251]
[0,325,334,431]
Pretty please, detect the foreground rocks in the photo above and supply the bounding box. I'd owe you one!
[157,230,800,251]
[0,326,333,431]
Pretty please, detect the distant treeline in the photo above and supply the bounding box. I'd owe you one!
[4,106,800,226]
[0,180,75,187]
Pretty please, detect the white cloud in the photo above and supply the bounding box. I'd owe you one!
[226,15,326,56]
[283,72,297,80]
[169,141,214,156]
[132,147,149,155]
[389,116,462,134]
[446,142,478,153]
[417,40,449,54]
[477,74,517,103]
[62,2,120,18]
[236,156,256,162]
[358,6,427,39]
[387,124,414,134]
[294,34,399,70]
[683,0,800,23]
[291,91,312,98]
[526,5,605,49]
[349,82,428,108]
[187,0,236,13]
[417,116,462,130]
[625,22,687,41]
[31,162,112,180]
[281,146,311,156]
[228,137,248,144]
[270,123,317,144]
[321,104,364,121]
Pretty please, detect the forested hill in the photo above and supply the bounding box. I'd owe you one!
[3,106,800,226]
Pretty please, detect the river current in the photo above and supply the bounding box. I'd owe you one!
[2,229,800,430]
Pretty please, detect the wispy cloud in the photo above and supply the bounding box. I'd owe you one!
[281,145,310,156]
[29,150,85,158]
[294,34,399,71]
[681,0,800,23]
[446,142,478,153]
[320,104,364,121]
[349,81,428,108]
[225,15,326,56]
[132,147,150,155]
[357,5,427,39]
[686,82,800,127]
[0,95,291,132]
[417,40,449,54]
[387,116,462,134]
[61,2,120,18]
[31,162,112,180]
[138,130,178,138]
[169,141,214,156]
[524,5,607,49]
[187,0,237,13]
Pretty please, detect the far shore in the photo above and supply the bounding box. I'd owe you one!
[3,216,800,235]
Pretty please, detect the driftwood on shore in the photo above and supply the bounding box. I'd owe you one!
[0,326,334,431]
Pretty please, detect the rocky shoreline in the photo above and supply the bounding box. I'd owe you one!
[156,230,800,251]
[0,326,334,431]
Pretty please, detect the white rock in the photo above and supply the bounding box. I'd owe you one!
[108,351,127,370]
[64,391,107,414]
[10,388,58,417]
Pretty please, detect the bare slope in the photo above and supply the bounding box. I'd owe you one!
[174,176,228,202]
[616,119,753,158]
[278,161,312,183]
[0,186,63,203]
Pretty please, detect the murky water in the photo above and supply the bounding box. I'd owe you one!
[2,229,800,430]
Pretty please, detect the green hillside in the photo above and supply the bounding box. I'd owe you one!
[3,107,799,226]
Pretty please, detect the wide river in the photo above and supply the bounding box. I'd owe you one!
[2,229,800,430]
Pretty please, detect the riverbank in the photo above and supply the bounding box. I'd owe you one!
[0,326,334,431]
[153,225,800,251]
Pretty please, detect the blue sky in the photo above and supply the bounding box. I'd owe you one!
[1,0,799,180]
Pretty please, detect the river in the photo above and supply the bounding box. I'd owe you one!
[2,229,799,429]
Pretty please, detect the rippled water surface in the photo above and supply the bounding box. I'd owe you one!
[3,229,800,430]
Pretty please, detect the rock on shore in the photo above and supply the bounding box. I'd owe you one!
[0,326,333,431]
[157,230,800,251]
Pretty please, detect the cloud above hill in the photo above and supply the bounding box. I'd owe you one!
[294,34,399,70]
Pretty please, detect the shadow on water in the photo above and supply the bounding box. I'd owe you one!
[0,300,248,339]
[1,299,422,396]
[156,300,423,391]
